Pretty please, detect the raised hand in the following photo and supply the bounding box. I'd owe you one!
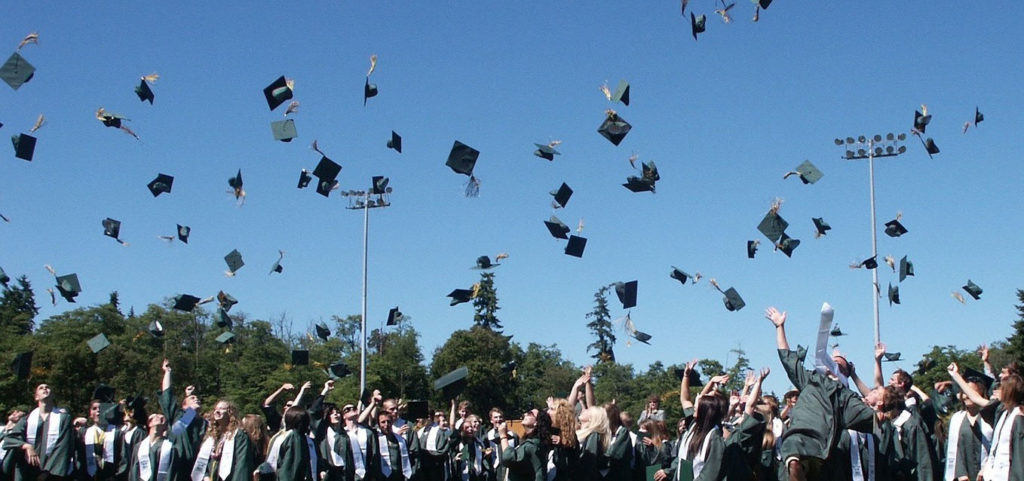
[874,343,886,361]
[765,307,786,328]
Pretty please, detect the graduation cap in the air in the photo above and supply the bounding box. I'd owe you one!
[614,281,638,309]
[962,280,982,300]
[922,138,939,158]
[11,133,36,161]
[544,216,571,240]
[87,333,111,353]
[215,332,236,344]
[263,76,293,111]
[11,352,32,380]
[888,283,900,306]
[674,367,704,387]
[670,267,697,285]
[0,52,35,90]
[148,320,164,338]
[829,324,846,337]
[551,183,573,208]
[757,0,772,9]
[216,308,232,329]
[297,169,312,189]
[534,141,561,161]
[228,169,244,200]
[722,287,745,311]
[757,209,788,243]
[884,218,908,237]
[786,160,824,184]
[405,400,429,420]
[315,323,331,341]
[447,288,475,306]
[474,256,499,269]
[899,256,913,282]
[217,291,238,312]
[691,12,707,40]
[92,384,116,403]
[313,156,342,197]
[176,225,190,243]
[95,109,138,138]
[913,109,931,133]
[325,361,351,380]
[747,240,759,259]
[597,111,631,146]
[147,174,173,197]
[55,273,81,303]
[565,235,587,258]
[856,256,878,270]
[611,80,630,106]
[363,78,378,105]
[623,176,655,193]
[269,250,285,274]
[446,140,479,176]
[224,249,244,276]
[271,119,297,142]
[172,294,201,312]
[776,234,799,257]
[387,131,402,153]
[882,352,902,362]
[371,176,390,195]
[433,366,469,398]
[630,329,652,345]
[812,218,831,238]
[961,366,994,393]
[102,218,127,245]
[387,307,403,326]
[291,350,309,366]
[915,358,935,376]
[135,77,155,104]
[974,107,984,126]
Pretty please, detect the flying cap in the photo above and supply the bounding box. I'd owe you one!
[690,12,706,40]
[882,352,902,362]
[884,219,908,237]
[87,333,111,353]
[565,235,587,258]
[631,330,652,344]
[224,249,244,275]
[11,352,32,379]
[148,320,164,338]
[297,169,312,189]
[614,281,638,309]
[0,52,35,90]
[888,283,900,306]
[11,133,36,161]
[291,350,309,366]
[177,225,190,243]
[812,218,831,238]
[544,216,570,239]
[172,294,201,312]
[215,308,232,328]
[371,176,390,195]
[217,291,238,312]
[56,274,81,303]
[962,280,982,300]
[923,138,939,157]
[135,78,154,104]
[326,362,351,380]
[215,332,235,344]
[551,183,573,208]
[387,131,402,153]
[405,400,429,420]
[446,141,479,176]
[859,256,878,270]
[228,169,243,196]
[722,287,745,311]
[792,160,824,184]
[387,307,403,326]
[623,176,655,193]
[776,234,799,257]
[271,119,297,142]
[829,325,846,337]
[974,107,984,126]
[147,174,173,197]
[597,111,632,146]
[913,110,931,133]
[899,256,913,282]
[315,323,330,341]
[747,240,758,259]
[433,366,469,397]
[670,267,694,285]
[474,256,498,269]
[313,156,342,198]
[757,211,788,243]
[102,218,123,242]
[363,78,377,105]
[611,80,630,106]
[92,384,116,403]
[534,143,560,161]
[263,76,293,111]
[447,289,474,306]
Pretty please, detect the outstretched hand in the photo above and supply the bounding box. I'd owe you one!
[979,344,989,362]
[764,307,786,328]
[947,362,959,375]
[874,343,886,361]
[759,367,770,380]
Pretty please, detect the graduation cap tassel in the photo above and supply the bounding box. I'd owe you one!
[600,82,612,101]
[30,114,45,133]
[284,101,299,117]
[367,54,378,77]
[311,139,325,157]
[119,125,140,140]
[47,288,56,306]
[17,32,38,50]
[142,73,159,83]
[464,176,480,197]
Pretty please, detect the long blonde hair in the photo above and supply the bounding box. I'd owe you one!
[576,406,610,451]
[551,398,579,449]
[205,400,240,441]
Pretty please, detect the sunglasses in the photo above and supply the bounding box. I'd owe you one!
[343,406,356,413]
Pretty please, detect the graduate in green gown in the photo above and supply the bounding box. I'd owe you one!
[128,414,176,481]
[576,406,611,481]
[260,407,317,481]
[158,361,206,481]
[191,401,254,481]
[498,409,551,481]
[949,362,1024,481]
[373,413,412,481]
[2,384,76,481]
[119,398,150,481]
[940,371,992,481]
[416,410,452,481]
[546,398,580,481]
[1,410,28,480]
[448,415,489,481]
[634,420,673,481]
[78,398,126,481]
[605,403,634,481]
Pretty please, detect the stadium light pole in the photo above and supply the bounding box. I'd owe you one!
[834,133,906,346]
[342,178,392,403]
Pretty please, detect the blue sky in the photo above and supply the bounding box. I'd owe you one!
[2,2,1022,395]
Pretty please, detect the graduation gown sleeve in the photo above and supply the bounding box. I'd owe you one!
[694,431,726,481]
[499,437,544,481]
[276,431,313,481]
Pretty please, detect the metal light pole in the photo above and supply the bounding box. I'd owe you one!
[342,178,393,402]
[834,133,906,346]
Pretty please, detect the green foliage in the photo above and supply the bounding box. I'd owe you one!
[724,346,751,392]
[430,326,517,412]
[472,272,502,331]
[591,362,636,407]
[511,343,578,413]
[586,286,615,363]
[1003,289,1024,367]
[914,345,982,394]
[1,275,38,336]
[365,322,429,402]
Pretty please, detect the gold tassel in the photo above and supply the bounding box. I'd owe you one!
[17,32,39,50]
[30,114,45,133]
[142,73,160,83]
[367,54,378,77]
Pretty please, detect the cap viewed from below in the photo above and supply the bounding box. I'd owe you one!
[565,235,587,258]
[363,78,377,105]
[147,174,174,197]
[544,216,570,240]
[691,12,707,40]
[812,217,831,237]
[148,320,164,338]
[11,133,36,161]
[312,156,342,198]
[173,294,201,312]
[446,141,479,177]
[0,52,35,90]
[551,183,573,208]
[963,280,982,300]
[87,333,111,354]
[884,219,907,237]
[263,76,293,111]
[888,283,900,305]
[326,361,351,380]
[611,80,630,106]
[882,352,902,362]
[614,281,638,309]
[447,289,474,306]
[776,234,799,257]
[670,267,695,285]
[899,256,914,282]
[387,131,402,153]
[747,240,758,259]
[271,119,297,142]
[56,274,81,303]
[297,169,312,189]
[597,111,631,146]
[387,307,403,326]
[177,225,190,243]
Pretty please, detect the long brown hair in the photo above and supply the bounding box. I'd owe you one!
[640,420,667,448]
[686,394,727,460]
[241,414,269,462]
[205,400,241,441]
[550,398,579,449]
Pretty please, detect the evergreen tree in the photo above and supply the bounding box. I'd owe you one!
[472,271,502,331]
[0,275,38,336]
[430,326,517,412]
[586,286,616,363]
[1005,289,1024,366]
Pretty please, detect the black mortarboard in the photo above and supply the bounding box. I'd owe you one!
[534,143,560,161]
[217,291,238,311]
[544,216,570,239]
[888,283,900,305]
[446,141,479,176]
[315,323,330,341]
[371,176,389,195]
[690,12,706,40]
[474,256,498,269]
[829,324,846,337]
[263,76,293,111]
[11,133,36,161]
[722,287,745,311]
[882,352,902,362]
[135,78,154,104]
[597,112,632,146]
[363,78,377,105]
[923,138,939,157]
[224,249,244,275]
[974,107,984,126]
[172,294,201,312]
[387,307,403,326]
[12,352,32,379]
[612,80,630,106]
[216,308,232,328]
[0,52,35,90]
[269,256,284,274]
[793,160,824,184]
[963,280,982,300]
[228,169,243,191]
[812,217,831,237]
[56,274,81,302]
[913,110,931,133]
[147,173,173,197]
[92,384,116,403]
[297,169,312,189]
[631,330,652,344]
[747,240,758,259]
[899,256,913,282]
[148,320,164,338]
[102,218,122,241]
[565,235,587,258]
[551,183,573,208]
[87,333,111,353]
[215,332,235,344]
[359,388,372,408]
[758,0,772,8]
[271,119,297,142]
[433,366,469,397]
[757,211,788,243]
[326,361,351,380]
[388,131,402,153]
[884,219,908,237]
[674,367,704,387]
[448,289,474,306]
[860,256,878,269]
[291,350,309,366]
[313,156,342,197]
[962,367,994,392]
[670,267,693,285]
[406,400,429,420]
[776,234,799,257]
[614,281,638,309]
[623,176,655,193]
[177,224,190,243]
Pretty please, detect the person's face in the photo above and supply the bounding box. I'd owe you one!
[522,411,536,429]
[8,410,25,424]
[378,415,392,432]
[213,402,230,422]
[89,402,101,423]
[458,407,468,418]
[328,407,343,424]
[149,415,167,436]
[490,411,504,425]
[434,413,448,428]
[34,384,52,402]
[185,394,201,410]
[677,419,687,434]
[648,400,659,410]
[342,405,358,422]
[383,401,399,421]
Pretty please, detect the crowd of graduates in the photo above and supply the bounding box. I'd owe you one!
[0,306,1022,481]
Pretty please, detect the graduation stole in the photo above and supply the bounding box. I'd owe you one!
[424,426,448,454]
[892,410,912,442]
[263,431,317,477]
[983,407,1021,481]
[325,427,346,467]
[677,425,718,480]
[377,431,412,479]
[486,429,515,468]
[172,408,198,437]
[192,437,217,481]
[137,436,173,481]
[218,431,237,481]
[344,425,368,478]
[458,438,482,481]
[944,410,993,481]
[848,430,875,481]
[26,407,64,455]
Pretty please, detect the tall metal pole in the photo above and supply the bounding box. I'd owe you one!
[360,191,369,401]
[867,140,880,345]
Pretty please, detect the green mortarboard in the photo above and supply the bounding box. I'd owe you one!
[691,12,706,40]
[534,143,560,161]
[11,133,36,161]
[623,176,655,193]
[614,281,638,309]
[56,274,81,302]
[446,141,479,176]
[291,350,309,366]
[776,234,799,257]
[224,249,244,275]
[830,324,846,336]
[757,211,788,243]
[313,156,342,198]
[474,256,497,269]
[315,323,331,341]
[812,217,831,237]
[860,256,878,269]
[544,216,570,239]
[216,308,232,328]
[271,119,297,142]
[642,160,660,182]
[387,131,402,153]
[135,78,154,104]
[147,173,173,197]
[217,291,238,311]
[882,351,901,362]
[551,182,573,208]
[722,287,745,311]
[884,219,907,237]
[363,78,377,105]
[448,289,474,306]
[92,384,116,403]
[913,110,931,133]
[215,331,235,344]
[371,176,390,195]
[87,333,111,353]
[963,280,982,300]
[597,112,632,146]
[326,361,351,380]
[923,138,939,157]
[172,294,201,312]
[670,266,693,285]
[899,256,913,282]
[565,235,587,258]
[387,306,403,326]
[794,160,823,184]
[405,400,429,420]
[177,224,190,243]
[630,329,652,344]
[888,283,900,305]
[0,52,35,90]
[961,366,994,392]
[433,366,469,397]
[228,169,243,190]
[102,218,122,241]
[148,320,164,338]
[11,352,32,380]
[263,76,293,111]
[974,107,984,126]
[747,240,758,259]
[297,169,312,189]
[611,80,630,106]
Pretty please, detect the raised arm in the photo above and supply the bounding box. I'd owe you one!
[264,383,295,407]
[947,362,990,407]
[567,369,587,408]
[358,389,380,425]
[702,374,729,398]
[765,307,788,350]
[872,343,885,388]
[583,366,595,408]
[161,358,172,392]
[680,359,697,411]
[980,344,994,378]
[292,381,312,407]
[448,398,456,429]
[745,368,769,416]
[848,361,873,397]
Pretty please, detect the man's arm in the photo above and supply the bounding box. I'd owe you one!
[947,363,990,407]
[357,389,380,425]
[291,381,312,407]
[872,343,886,388]
[980,344,994,378]
[583,366,595,408]
[765,307,788,350]
[161,358,172,392]
[263,383,294,407]
[849,362,873,397]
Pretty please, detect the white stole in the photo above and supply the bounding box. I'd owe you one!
[326,427,346,467]
[848,430,875,481]
[982,407,1021,481]
[218,432,236,481]
[26,407,64,455]
[263,434,286,473]
[191,437,216,481]
[378,432,412,479]
[459,440,481,481]
[85,425,103,475]
[944,411,992,481]
[345,426,367,478]
[138,436,173,481]
[676,426,718,480]
[425,426,441,453]
[892,410,912,442]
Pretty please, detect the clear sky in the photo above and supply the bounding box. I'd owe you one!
[2,2,1022,395]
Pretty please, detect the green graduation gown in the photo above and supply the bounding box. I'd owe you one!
[159,390,205,481]
[2,408,76,481]
[500,437,546,481]
[606,427,634,481]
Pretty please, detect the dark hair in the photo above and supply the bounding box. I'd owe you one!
[1002,373,1024,409]
[604,403,622,432]
[892,369,914,390]
[879,386,905,420]
[529,411,553,449]
[283,405,310,434]
[647,394,660,404]
[686,394,728,460]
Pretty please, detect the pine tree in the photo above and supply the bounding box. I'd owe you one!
[586,285,616,363]
[1005,289,1024,365]
[0,275,38,336]
[472,271,502,331]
